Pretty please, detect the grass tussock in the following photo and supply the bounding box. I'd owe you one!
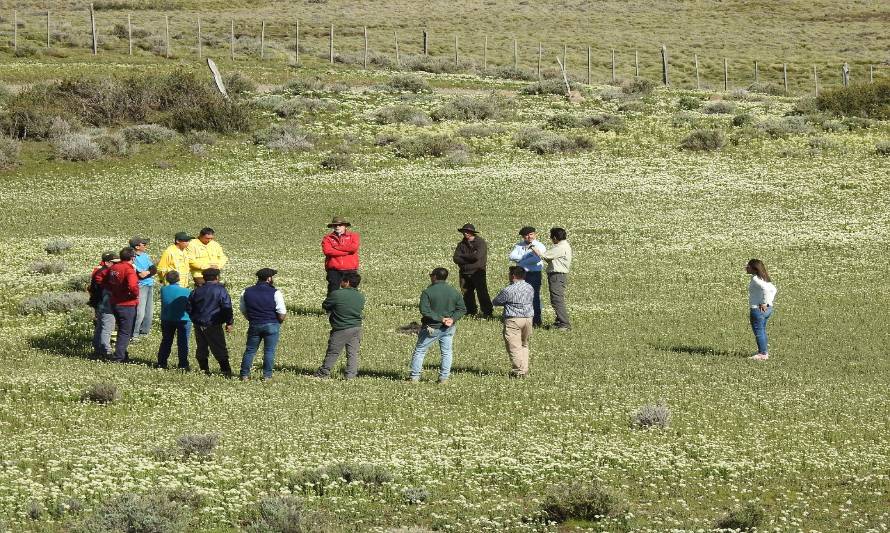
[244,495,330,533]
[393,134,466,159]
[631,403,671,429]
[432,94,511,121]
[80,382,121,404]
[20,292,89,315]
[44,239,73,255]
[371,105,432,126]
[680,129,725,151]
[541,480,627,524]
[176,433,220,460]
[385,74,432,93]
[514,127,594,155]
[715,502,766,531]
[73,493,188,533]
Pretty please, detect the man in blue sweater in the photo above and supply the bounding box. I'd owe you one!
[157,271,191,370]
[187,268,234,376]
[239,268,287,382]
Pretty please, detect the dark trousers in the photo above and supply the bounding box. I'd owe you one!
[547,272,570,328]
[326,269,357,295]
[459,270,493,316]
[316,326,363,378]
[194,323,232,375]
[525,270,543,326]
[158,320,191,369]
[112,305,136,362]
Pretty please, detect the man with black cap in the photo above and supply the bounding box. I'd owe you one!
[452,223,492,318]
[508,226,546,327]
[157,232,195,288]
[239,268,287,381]
[130,236,157,340]
[322,216,360,295]
[187,268,234,376]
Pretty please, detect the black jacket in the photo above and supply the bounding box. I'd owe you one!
[453,237,488,274]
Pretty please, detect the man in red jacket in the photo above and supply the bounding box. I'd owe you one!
[101,246,140,363]
[321,216,360,294]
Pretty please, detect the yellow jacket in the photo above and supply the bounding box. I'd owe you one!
[188,239,228,278]
[157,244,193,288]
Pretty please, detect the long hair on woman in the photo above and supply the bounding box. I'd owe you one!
[747,259,771,282]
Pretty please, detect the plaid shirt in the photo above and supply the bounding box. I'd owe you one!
[492,280,534,318]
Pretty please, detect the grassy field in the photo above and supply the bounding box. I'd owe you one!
[1,2,890,531]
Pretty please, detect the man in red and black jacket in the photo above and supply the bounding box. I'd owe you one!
[321,216,360,294]
[99,246,140,363]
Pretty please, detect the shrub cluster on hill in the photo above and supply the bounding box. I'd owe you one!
[816,79,890,119]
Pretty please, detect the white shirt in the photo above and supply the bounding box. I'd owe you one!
[748,276,777,308]
[508,239,546,271]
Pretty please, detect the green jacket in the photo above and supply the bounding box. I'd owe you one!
[420,280,467,327]
[322,287,365,331]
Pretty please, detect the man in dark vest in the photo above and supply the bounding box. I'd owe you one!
[239,268,287,382]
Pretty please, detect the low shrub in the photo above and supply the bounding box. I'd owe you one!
[816,78,890,119]
[0,135,20,168]
[385,74,431,93]
[49,497,84,519]
[245,495,330,533]
[715,502,765,531]
[48,116,72,138]
[176,433,219,460]
[456,124,503,138]
[253,94,287,112]
[808,136,839,152]
[732,113,753,127]
[286,462,395,496]
[546,112,584,129]
[374,132,400,146]
[541,480,626,523]
[74,493,189,533]
[20,292,90,315]
[31,261,66,275]
[631,403,671,429]
[486,65,537,81]
[95,132,130,156]
[185,130,217,146]
[702,101,737,114]
[677,95,703,110]
[875,141,890,156]
[275,97,335,118]
[520,78,581,96]
[514,127,594,155]
[584,114,625,132]
[432,94,510,121]
[282,77,330,95]
[403,487,430,504]
[617,100,646,113]
[165,97,252,134]
[223,72,256,96]
[671,111,699,128]
[54,133,101,161]
[371,105,431,126]
[620,77,656,96]
[792,96,819,115]
[67,273,93,292]
[399,54,474,75]
[393,134,465,159]
[844,117,873,130]
[440,148,471,168]
[680,129,725,151]
[757,116,812,137]
[44,239,73,255]
[80,382,121,404]
[122,124,178,144]
[320,151,353,171]
[255,123,314,152]
[748,81,785,96]
[820,119,847,133]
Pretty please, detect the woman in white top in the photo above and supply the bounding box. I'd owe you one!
[746,259,777,361]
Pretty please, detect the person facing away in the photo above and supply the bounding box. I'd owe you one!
[89,251,118,360]
[321,216,360,295]
[130,236,157,341]
[239,268,287,382]
[188,227,228,287]
[99,246,140,363]
[157,232,195,288]
[532,227,573,330]
[157,271,192,370]
[746,258,777,361]
[315,272,365,380]
[492,266,536,378]
[187,268,234,376]
[508,226,546,327]
[452,223,493,318]
[408,267,467,384]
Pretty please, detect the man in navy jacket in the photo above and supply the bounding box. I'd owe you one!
[187,268,234,376]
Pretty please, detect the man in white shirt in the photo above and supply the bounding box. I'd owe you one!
[508,226,546,327]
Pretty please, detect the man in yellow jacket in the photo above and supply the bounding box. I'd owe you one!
[188,227,229,286]
[157,232,194,288]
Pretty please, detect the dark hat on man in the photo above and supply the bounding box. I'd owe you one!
[101,251,119,263]
[457,223,479,234]
[256,268,277,280]
[174,231,193,242]
[327,216,351,228]
[129,236,150,247]
[518,226,536,236]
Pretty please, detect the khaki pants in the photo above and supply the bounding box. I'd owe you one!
[503,317,532,376]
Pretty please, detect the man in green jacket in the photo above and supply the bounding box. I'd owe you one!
[408,267,467,384]
[315,272,365,379]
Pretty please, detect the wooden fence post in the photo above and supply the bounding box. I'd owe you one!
[754,60,758,83]
[537,42,542,80]
[454,34,458,66]
[230,20,235,61]
[723,57,728,91]
[127,14,132,55]
[513,38,518,70]
[90,4,98,55]
[813,64,819,96]
[870,65,874,83]
[329,24,334,63]
[422,29,428,55]
[46,11,50,48]
[364,26,369,68]
[694,53,700,90]
[661,44,669,85]
[483,35,487,71]
[12,10,16,53]
[782,63,788,93]
[611,49,616,82]
[261,21,266,60]
[165,15,170,58]
[634,49,639,77]
[394,31,399,66]
[842,62,849,87]
[295,21,300,65]
[197,17,202,59]
[562,44,567,72]
[586,46,591,85]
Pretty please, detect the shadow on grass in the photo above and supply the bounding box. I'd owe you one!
[29,323,155,368]
[276,361,497,380]
[651,343,749,358]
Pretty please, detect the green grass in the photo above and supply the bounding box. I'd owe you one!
[1,4,890,530]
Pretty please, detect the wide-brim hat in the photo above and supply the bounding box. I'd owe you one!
[327,216,352,228]
[457,223,479,234]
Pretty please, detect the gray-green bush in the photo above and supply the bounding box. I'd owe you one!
[402,487,430,505]
[80,382,121,404]
[371,105,432,126]
[244,495,330,533]
[875,141,890,156]
[715,502,765,531]
[20,292,89,315]
[678,95,703,110]
[54,133,101,161]
[122,124,178,144]
[680,129,725,151]
[95,132,130,156]
[73,493,188,533]
[703,101,737,114]
[0,135,21,168]
[176,433,219,460]
[385,74,431,93]
[44,239,73,255]
[456,124,503,138]
[541,480,626,523]
[254,123,314,152]
[432,95,510,121]
[514,127,594,155]
[631,403,671,429]
[67,273,92,292]
[31,261,66,275]
[393,134,465,159]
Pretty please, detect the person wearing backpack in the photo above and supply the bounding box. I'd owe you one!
[89,251,118,359]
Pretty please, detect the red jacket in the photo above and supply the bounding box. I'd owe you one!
[322,231,360,271]
[99,261,140,307]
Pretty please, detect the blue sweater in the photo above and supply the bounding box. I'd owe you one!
[160,284,191,322]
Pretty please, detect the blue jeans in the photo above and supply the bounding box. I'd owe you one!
[134,284,154,336]
[749,306,774,354]
[240,322,281,378]
[158,320,191,369]
[409,325,455,381]
[525,270,543,326]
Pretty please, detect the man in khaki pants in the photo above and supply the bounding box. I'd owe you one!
[492,266,535,378]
